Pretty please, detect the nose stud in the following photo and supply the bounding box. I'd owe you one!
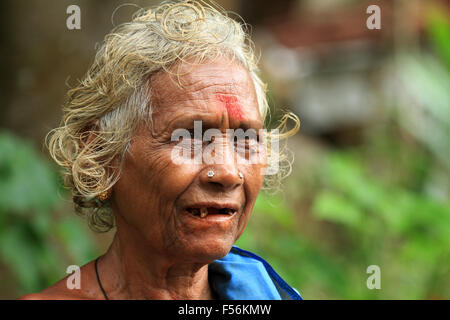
[207,170,243,180]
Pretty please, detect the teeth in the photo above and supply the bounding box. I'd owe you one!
[188,207,235,217]
[200,208,208,218]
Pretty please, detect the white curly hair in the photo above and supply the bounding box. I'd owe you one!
[47,0,299,232]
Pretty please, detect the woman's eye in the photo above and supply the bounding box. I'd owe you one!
[186,129,195,139]
[234,135,259,146]
[185,129,214,149]
[186,129,216,145]
[183,129,199,141]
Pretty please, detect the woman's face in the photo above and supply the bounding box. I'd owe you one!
[111,58,266,263]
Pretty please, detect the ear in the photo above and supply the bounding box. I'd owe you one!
[79,120,101,149]
[78,120,114,185]
[78,120,121,193]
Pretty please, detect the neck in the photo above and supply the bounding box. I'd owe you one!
[97,230,215,300]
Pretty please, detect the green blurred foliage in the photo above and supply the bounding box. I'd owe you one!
[0,131,99,297]
[427,7,450,71]
[238,125,450,299]
[236,8,450,300]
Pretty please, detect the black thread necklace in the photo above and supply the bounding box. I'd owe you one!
[95,257,110,300]
[94,256,219,300]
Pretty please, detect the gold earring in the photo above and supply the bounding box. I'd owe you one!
[97,188,111,201]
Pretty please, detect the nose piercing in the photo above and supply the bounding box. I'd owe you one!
[208,170,243,179]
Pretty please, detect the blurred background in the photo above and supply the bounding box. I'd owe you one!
[0,0,449,299]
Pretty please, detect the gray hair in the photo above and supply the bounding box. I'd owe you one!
[47,0,299,232]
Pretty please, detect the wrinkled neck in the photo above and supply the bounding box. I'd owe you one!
[97,229,215,300]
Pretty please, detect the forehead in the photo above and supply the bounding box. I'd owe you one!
[149,59,262,131]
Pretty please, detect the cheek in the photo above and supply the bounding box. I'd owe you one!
[112,141,197,230]
[242,164,265,214]
[128,141,190,192]
[232,164,265,241]
[246,161,265,189]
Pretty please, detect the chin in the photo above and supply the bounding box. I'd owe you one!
[179,237,234,264]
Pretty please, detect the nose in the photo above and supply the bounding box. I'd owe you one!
[199,142,243,190]
[200,165,243,190]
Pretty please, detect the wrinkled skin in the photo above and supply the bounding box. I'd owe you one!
[20,58,266,300]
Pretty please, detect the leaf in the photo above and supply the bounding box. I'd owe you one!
[426,7,450,70]
[253,192,296,229]
[0,131,61,214]
[0,225,43,292]
[313,191,363,228]
[53,217,99,264]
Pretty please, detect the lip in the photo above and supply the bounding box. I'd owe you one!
[183,201,240,212]
[181,201,241,222]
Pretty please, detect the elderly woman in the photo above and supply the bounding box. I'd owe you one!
[21,0,301,300]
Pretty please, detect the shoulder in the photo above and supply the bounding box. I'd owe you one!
[17,259,101,300]
[18,292,74,300]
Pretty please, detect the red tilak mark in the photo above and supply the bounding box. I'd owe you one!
[216,94,245,121]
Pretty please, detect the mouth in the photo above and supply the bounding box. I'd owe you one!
[184,203,239,219]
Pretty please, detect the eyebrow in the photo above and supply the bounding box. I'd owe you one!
[166,112,262,132]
